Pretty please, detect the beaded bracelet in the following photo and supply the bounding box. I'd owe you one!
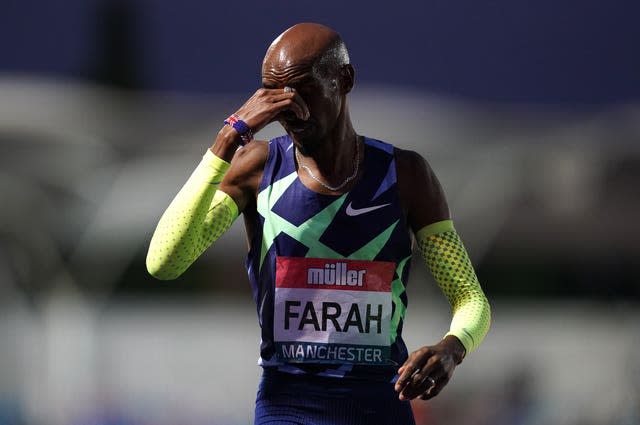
[223,114,254,146]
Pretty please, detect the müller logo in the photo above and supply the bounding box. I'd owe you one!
[307,262,366,286]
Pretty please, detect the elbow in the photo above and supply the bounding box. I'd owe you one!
[146,255,183,281]
[146,264,180,281]
[148,268,180,281]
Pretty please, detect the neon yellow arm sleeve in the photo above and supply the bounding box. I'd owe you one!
[146,150,239,280]
[416,220,491,354]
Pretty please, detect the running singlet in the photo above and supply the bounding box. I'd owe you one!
[246,136,413,380]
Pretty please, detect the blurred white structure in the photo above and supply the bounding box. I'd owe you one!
[1,77,639,425]
[2,298,639,425]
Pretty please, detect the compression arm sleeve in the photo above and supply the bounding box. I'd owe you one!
[416,220,491,354]
[146,150,239,280]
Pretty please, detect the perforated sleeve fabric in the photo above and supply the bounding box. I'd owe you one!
[146,150,239,280]
[416,220,491,354]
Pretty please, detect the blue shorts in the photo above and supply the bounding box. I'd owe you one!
[254,369,415,425]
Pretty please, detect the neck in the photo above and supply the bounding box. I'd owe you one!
[295,110,361,192]
[299,107,357,176]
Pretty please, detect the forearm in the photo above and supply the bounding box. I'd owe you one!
[417,220,491,355]
[211,124,243,162]
[146,150,239,280]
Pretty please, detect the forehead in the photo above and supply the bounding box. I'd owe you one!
[262,52,317,85]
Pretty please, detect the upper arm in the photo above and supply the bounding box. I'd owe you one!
[396,148,450,233]
[218,140,269,213]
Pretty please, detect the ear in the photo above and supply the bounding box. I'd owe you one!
[339,64,355,94]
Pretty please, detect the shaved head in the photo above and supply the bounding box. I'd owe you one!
[261,23,355,154]
[262,23,350,81]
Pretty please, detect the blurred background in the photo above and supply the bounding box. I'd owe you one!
[1,1,639,424]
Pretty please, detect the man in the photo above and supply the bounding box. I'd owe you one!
[147,23,490,425]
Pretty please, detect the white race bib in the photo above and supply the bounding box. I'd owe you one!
[274,256,395,365]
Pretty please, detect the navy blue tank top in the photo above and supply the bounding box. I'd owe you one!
[246,135,413,380]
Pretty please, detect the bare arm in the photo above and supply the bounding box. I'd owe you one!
[394,148,491,401]
[396,148,450,231]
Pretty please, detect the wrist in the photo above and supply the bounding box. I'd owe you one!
[211,125,241,162]
[440,335,466,364]
[223,114,254,146]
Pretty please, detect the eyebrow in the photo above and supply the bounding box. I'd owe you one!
[262,75,314,89]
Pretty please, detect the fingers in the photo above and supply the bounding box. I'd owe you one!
[394,348,434,400]
[395,346,456,401]
[254,87,309,120]
[272,96,307,121]
[234,88,309,132]
[276,87,310,120]
[223,86,309,146]
[419,374,449,400]
[397,358,438,401]
[394,364,418,396]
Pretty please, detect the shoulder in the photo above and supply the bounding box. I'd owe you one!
[361,138,432,195]
[363,138,423,171]
[394,147,436,189]
[394,147,450,232]
[219,140,270,212]
[233,139,270,164]
[226,140,269,179]
[395,147,427,172]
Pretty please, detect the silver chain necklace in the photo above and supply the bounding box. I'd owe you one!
[295,137,360,192]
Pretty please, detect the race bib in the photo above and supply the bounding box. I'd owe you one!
[274,256,395,365]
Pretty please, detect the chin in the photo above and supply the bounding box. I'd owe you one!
[288,131,321,154]
[295,137,324,156]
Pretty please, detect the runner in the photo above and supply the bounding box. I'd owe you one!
[147,22,491,425]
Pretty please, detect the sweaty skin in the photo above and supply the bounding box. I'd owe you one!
[192,23,470,400]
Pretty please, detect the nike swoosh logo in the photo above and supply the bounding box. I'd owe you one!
[345,202,391,216]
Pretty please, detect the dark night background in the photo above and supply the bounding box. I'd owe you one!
[2,0,639,104]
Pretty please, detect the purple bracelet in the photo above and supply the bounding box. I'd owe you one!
[224,114,254,146]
